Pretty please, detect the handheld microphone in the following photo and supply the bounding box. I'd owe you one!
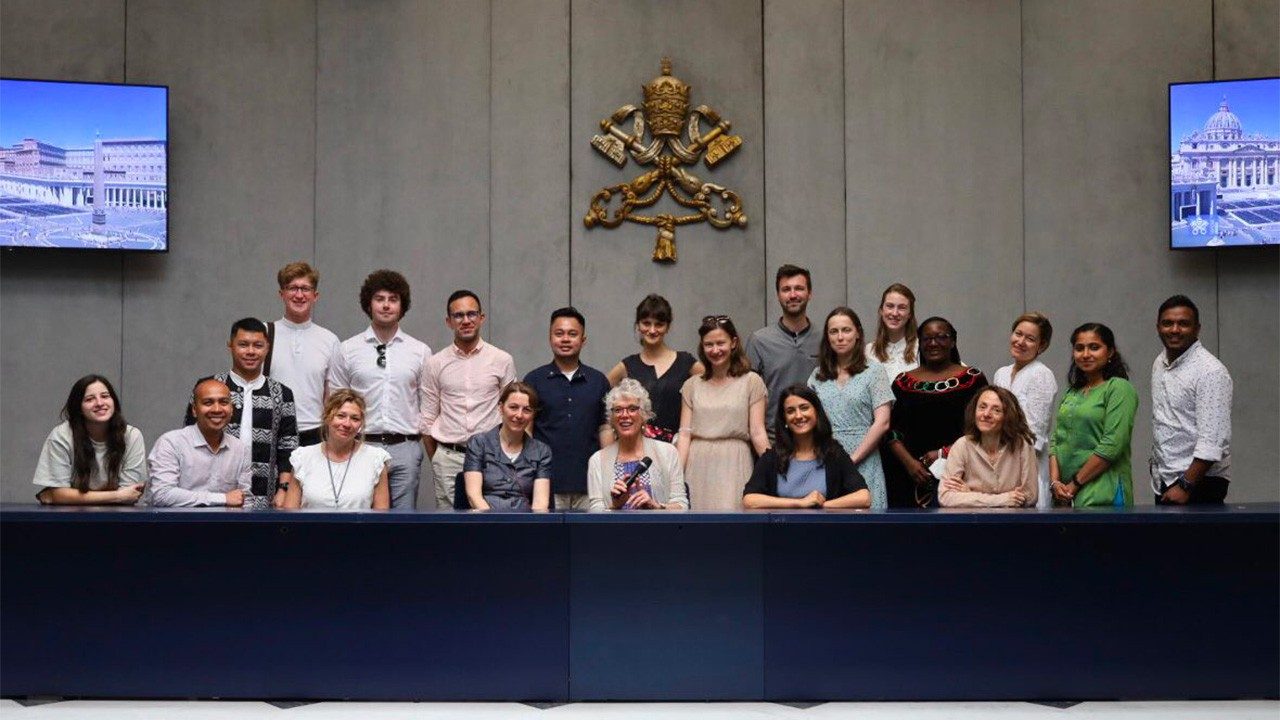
[623,456,653,489]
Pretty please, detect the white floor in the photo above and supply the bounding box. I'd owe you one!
[0,700,1276,719]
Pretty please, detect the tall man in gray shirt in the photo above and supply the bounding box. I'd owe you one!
[746,264,821,441]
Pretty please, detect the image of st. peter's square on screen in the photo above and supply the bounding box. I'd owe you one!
[0,78,168,251]
[1170,77,1280,248]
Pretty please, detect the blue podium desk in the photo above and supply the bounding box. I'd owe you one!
[2,504,1276,701]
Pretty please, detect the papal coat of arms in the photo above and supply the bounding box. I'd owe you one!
[583,58,747,263]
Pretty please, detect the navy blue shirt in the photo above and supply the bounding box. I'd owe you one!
[523,362,610,494]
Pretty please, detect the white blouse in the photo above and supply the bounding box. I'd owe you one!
[865,338,919,383]
[993,359,1058,453]
[292,443,390,509]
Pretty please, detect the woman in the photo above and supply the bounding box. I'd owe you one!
[677,315,770,511]
[743,385,870,509]
[992,313,1058,509]
[807,307,894,509]
[1049,323,1138,508]
[938,387,1038,508]
[867,283,919,381]
[587,379,688,510]
[33,375,147,505]
[461,382,552,511]
[881,317,988,508]
[285,389,391,509]
[606,294,704,442]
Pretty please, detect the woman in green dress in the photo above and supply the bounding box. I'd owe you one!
[1049,323,1139,507]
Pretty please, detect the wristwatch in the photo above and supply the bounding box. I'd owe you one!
[277,481,291,493]
[1175,474,1195,493]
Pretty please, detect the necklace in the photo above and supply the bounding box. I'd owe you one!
[324,443,353,507]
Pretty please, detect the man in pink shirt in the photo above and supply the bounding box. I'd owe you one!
[419,290,517,510]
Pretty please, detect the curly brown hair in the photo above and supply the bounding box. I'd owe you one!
[359,269,411,318]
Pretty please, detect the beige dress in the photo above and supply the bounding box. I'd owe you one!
[680,372,767,511]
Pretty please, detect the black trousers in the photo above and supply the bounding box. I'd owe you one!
[1155,475,1229,505]
[297,428,323,447]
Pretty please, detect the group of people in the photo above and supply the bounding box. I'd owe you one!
[32,262,1234,512]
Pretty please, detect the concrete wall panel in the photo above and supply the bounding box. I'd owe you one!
[1213,0,1280,501]
[764,0,846,324]
[316,0,491,353]
[845,0,1024,377]
[570,0,766,370]
[120,0,316,450]
[489,0,571,370]
[0,0,126,503]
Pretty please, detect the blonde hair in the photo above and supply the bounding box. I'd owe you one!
[321,389,367,441]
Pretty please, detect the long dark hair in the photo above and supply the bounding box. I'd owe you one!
[815,307,868,381]
[963,387,1035,448]
[61,374,128,491]
[772,384,837,475]
[917,316,962,365]
[1067,322,1129,389]
[871,283,918,364]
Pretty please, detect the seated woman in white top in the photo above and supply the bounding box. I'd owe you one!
[587,378,688,510]
[33,375,147,505]
[865,283,920,381]
[285,389,390,509]
[992,312,1057,509]
[938,387,1038,508]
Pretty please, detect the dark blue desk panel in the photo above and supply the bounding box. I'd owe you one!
[762,507,1280,701]
[566,513,766,700]
[0,508,568,700]
[2,505,1276,701]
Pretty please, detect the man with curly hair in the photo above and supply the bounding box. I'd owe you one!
[328,269,431,509]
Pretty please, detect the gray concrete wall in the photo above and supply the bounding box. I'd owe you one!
[2,0,1276,503]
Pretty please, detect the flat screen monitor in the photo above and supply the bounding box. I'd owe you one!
[0,77,169,252]
[1169,76,1280,249]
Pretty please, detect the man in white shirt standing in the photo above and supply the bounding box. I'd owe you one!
[328,270,431,509]
[269,262,340,447]
[419,289,516,510]
[1150,295,1232,505]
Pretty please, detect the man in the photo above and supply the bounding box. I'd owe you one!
[523,307,612,510]
[419,290,516,510]
[746,264,821,441]
[268,261,340,447]
[185,318,298,508]
[1150,295,1233,505]
[148,377,251,507]
[329,269,431,509]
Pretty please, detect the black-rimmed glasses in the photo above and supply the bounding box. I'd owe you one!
[701,314,731,326]
[376,343,387,368]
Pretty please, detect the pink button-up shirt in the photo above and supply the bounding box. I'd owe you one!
[418,339,516,444]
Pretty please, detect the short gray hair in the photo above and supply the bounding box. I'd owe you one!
[603,378,655,422]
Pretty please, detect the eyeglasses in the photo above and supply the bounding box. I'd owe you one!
[610,404,643,416]
[920,333,953,345]
[375,343,387,368]
[701,315,731,326]
[284,284,315,295]
[449,311,482,322]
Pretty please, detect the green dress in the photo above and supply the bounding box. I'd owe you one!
[1050,377,1139,507]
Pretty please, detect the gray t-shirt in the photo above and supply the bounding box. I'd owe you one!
[746,319,821,438]
[32,421,148,492]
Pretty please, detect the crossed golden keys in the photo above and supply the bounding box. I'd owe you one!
[584,58,747,263]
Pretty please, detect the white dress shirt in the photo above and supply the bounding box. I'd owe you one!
[327,326,431,435]
[1150,340,1232,492]
[270,317,340,431]
[145,424,252,507]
